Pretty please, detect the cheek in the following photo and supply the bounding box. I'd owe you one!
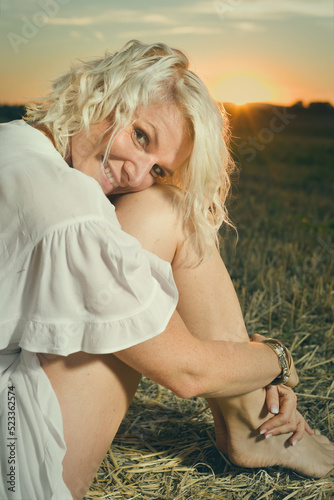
[74,158,100,176]
[141,176,156,190]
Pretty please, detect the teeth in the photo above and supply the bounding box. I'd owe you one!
[104,164,119,188]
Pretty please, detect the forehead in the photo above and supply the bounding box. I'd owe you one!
[136,102,184,126]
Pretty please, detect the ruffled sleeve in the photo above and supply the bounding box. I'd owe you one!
[18,217,178,355]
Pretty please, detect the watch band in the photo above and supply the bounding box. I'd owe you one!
[262,338,292,385]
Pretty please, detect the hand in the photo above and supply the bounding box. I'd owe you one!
[250,334,299,388]
[260,384,313,446]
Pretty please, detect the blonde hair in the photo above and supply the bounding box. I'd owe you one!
[25,40,235,259]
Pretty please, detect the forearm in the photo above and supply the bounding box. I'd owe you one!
[192,338,281,398]
[115,311,282,399]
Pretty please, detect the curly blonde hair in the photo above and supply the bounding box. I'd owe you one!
[25,40,235,259]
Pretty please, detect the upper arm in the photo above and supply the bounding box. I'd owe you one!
[113,185,183,264]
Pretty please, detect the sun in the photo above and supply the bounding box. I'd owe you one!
[211,73,275,105]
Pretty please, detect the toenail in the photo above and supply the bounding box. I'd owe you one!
[265,433,273,439]
[260,429,267,435]
[292,439,298,446]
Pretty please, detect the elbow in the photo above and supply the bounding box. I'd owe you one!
[167,375,204,400]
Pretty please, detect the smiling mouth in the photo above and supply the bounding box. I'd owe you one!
[103,163,119,188]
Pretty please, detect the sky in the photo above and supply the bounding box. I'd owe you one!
[1,0,333,106]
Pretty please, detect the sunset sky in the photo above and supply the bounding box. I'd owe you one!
[1,0,333,106]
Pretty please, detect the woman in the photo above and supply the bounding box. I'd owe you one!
[0,41,332,500]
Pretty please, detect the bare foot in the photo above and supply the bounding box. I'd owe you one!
[229,428,334,478]
[219,389,334,478]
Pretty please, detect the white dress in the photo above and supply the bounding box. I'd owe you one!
[0,121,179,499]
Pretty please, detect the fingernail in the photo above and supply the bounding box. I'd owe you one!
[292,439,298,446]
[260,429,267,435]
[271,405,279,414]
[265,433,273,439]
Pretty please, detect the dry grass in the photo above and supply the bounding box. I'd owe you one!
[84,107,334,500]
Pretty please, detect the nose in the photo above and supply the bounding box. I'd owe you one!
[123,159,153,188]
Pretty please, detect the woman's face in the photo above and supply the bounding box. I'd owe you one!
[70,103,193,196]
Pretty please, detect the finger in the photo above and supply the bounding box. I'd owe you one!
[265,385,279,415]
[260,421,297,439]
[285,367,299,388]
[305,421,314,435]
[264,413,308,444]
[285,358,299,388]
[259,387,297,435]
[288,413,306,446]
[250,334,266,342]
[259,413,296,436]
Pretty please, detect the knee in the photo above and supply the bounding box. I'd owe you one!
[114,184,180,220]
[113,185,184,262]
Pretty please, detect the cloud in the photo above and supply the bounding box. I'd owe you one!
[48,9,172,27]
[68,29,104,41]
[50,16,96,26]
[141,14,173,25]
[118,26,221,39]
[94,31,105,41]
[233,22,265,32]
[16,1,330,33]
[177,1,217,15]
[15,1,331,35]
[258,0,330,18]
[161,26,220,34]
[182,0,332,19]
[69,30,81,38]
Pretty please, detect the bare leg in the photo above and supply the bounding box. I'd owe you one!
[38,352,141,499]
[172,237,249,453]
[114,185,333,478]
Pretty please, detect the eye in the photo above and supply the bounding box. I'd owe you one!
[134,128,149,148]
[151,164,166,179]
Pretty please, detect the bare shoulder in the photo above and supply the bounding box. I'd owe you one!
[112,184,184,263]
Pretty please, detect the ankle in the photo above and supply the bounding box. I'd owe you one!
[219,388,269,431]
